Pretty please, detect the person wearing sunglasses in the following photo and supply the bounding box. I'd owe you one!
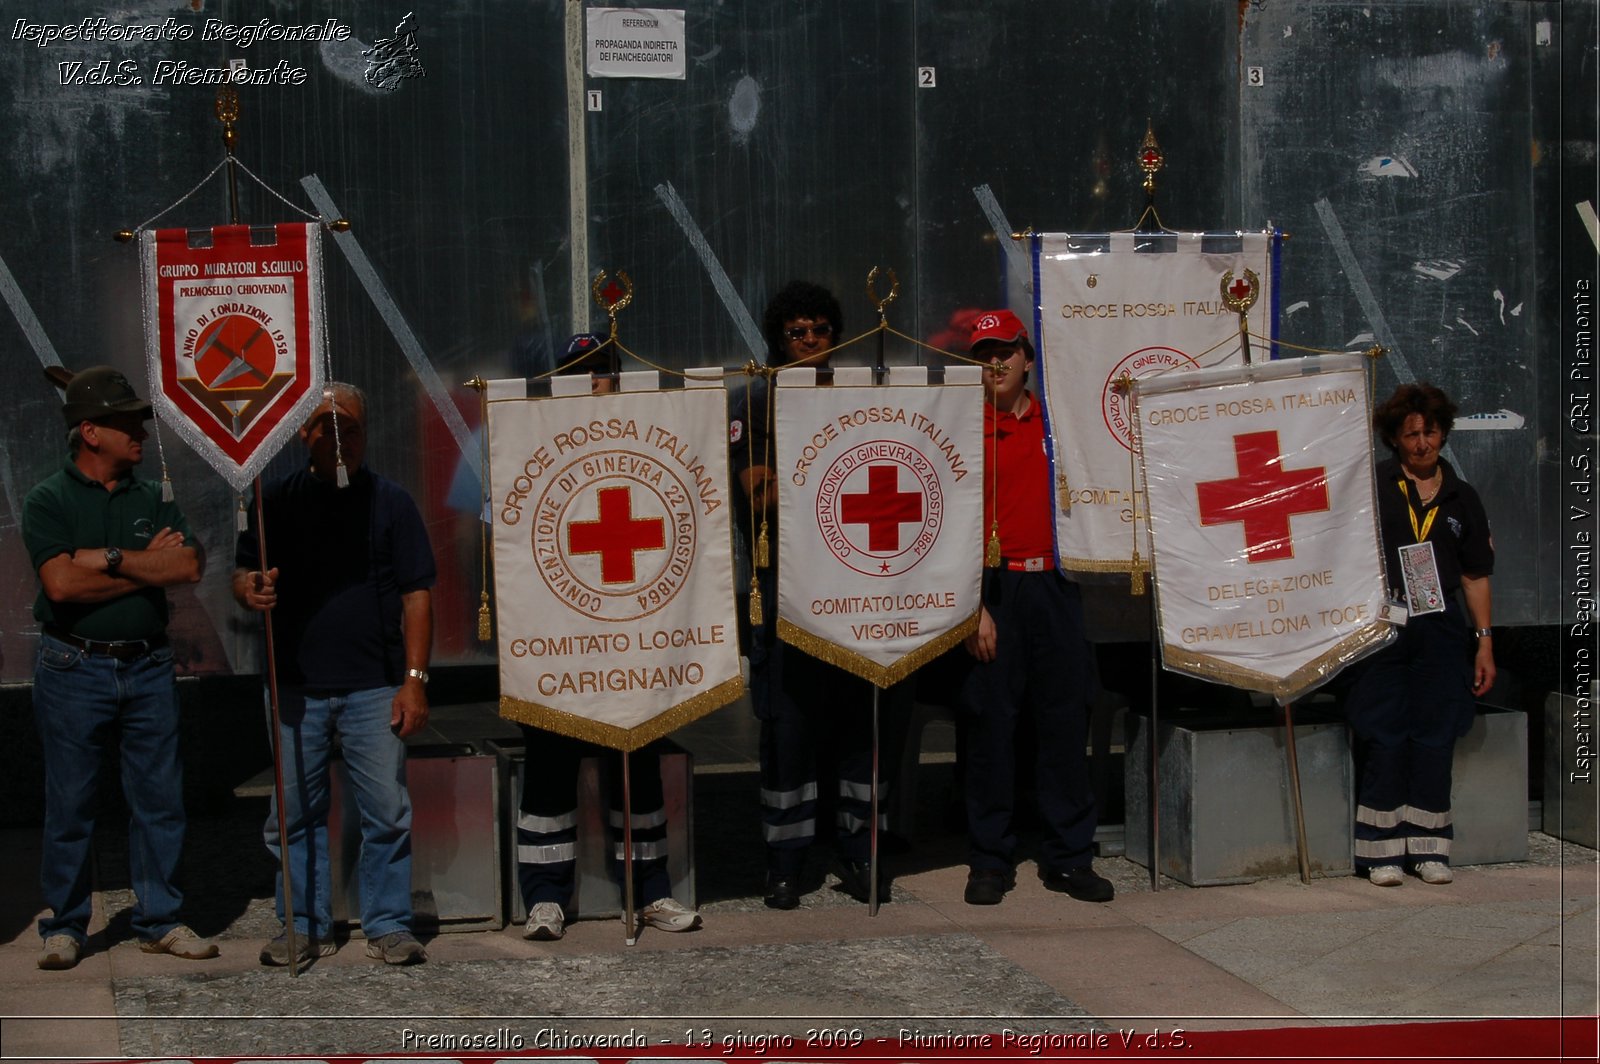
[727,281,884,910]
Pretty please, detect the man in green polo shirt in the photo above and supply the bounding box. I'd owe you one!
[23,365,217,970]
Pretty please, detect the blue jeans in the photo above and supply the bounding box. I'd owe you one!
[263,686,413,938]
[34,633,187,943]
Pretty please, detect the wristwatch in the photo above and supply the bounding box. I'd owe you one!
[405,667,430,684]
[1474,628,1493,638]
[103,546,123,573]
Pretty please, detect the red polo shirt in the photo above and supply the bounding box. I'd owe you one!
[984,393,1054,560]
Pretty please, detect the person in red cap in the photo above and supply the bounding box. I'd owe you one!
[958,312,1114,906]
[24,365,216,970]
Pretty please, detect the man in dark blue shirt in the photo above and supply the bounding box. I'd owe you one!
[235,383,435,967]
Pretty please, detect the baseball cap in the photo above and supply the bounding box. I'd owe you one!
[967,309,1030,350]
[560,332,611,373]
[59,366,153,426]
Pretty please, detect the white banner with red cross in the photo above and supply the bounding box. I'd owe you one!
[1032,230,1280,575]
[139,224,326,493]
[486,371,742,751]
[774,366,984,687]
[1133,352,1393,701]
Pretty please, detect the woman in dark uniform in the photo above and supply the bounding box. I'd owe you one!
[1348,383,1495,887]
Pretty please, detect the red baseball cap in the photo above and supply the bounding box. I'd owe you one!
[967,309,1031,351]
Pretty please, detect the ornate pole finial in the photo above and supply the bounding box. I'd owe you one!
[1138,120,1165,197]
[215,86,240,153]
[591,269,634,339]
[866,266,900,325]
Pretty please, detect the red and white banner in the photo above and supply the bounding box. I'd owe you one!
[139,224,326,493]
[1133,353,1392,701]
[1033,231,1279,574]
[486,372,742,750]
[774,366,984,686]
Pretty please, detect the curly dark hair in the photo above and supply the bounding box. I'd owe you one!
[762,281,843,363]
[1373,382,1458,451]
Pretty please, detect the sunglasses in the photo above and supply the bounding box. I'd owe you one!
[785,323,834,341]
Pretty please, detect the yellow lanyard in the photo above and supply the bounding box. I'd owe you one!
[1396,477,1438,543]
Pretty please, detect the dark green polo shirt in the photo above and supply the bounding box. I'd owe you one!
[22,459,194,641]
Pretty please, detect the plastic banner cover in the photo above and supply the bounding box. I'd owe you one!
[1033,230,1278,572]
[487,373,742,750]
[139,223,327,493]
[774,366,984,687]
[1134,352,1392,701]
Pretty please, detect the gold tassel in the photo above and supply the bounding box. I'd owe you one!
[985,524,1001,568]
[748,576,764,626]
[477,591,492,642]
[755,519,770,569]
[335,460,350,488]
[1130,552,1146,596]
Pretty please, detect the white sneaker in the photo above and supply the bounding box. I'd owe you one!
[38,934,80,970]
[524,902,565,940]
[1415,861,1454,884]
[1368,864,1404,887]
[640,897,702,933]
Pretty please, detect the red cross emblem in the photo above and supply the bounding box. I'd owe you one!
[1228,276,1254,304]
[600,278,627,305]
[566,485,666,584]
[1195,431,1329,563]
[840,464,923,551]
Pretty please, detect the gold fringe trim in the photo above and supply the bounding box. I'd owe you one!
[1059,554,1152,574]
[1160,622,1395,701]
[775,613,979,688]
[498,674,745,753]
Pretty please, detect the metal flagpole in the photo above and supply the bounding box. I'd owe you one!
[864,268,896,918]
[869,686,881,916]
[214,87,304,975]
[1147,598,1161,893]
[1280,701,1313,883]
[621,749,638,945]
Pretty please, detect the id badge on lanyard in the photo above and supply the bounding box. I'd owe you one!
[1396,478,1445,616]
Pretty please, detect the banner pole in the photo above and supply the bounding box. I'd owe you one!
[869,685,881,916]
[621,749,637,946]
[215,88,302,974]
[254,482,301,975]
[1280,701,1313,883]
[1147,596,1161,893]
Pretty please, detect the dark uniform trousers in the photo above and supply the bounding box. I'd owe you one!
[515,725,670,909]
[744,564,883,877]
[959,569,1097,875]
[1346,601,1474,869]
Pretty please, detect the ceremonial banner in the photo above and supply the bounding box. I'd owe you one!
[139,223,326,492]
[1033,230,1280,572]
[1134,353,1392,701]
[487,372,742,750]
[774,366,984,686]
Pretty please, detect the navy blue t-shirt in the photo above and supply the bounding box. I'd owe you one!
[236,466,435,692]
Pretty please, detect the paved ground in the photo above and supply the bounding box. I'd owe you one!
[1,700,1595,1060]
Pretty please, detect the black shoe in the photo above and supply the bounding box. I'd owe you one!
[964,868,1013,905]
[834,860,890,904]
[1042,865,1115,903]
[764,875,801,910]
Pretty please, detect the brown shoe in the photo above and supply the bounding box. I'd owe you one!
[140,924,219,960]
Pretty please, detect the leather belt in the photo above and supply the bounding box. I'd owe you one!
[44,626,167,661]
[1001,556,1051,572]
